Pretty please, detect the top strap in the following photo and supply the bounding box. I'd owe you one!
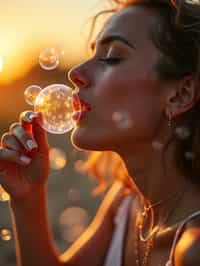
[165,210,200,266]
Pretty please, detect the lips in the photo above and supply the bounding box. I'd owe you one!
[72,94,91,112]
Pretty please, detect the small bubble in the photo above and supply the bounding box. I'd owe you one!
[39,48,60,70]
[54,45,65,58]
[112,111,133,129]
[175,126,190,140]
[24,85,42,106]
[49,147,67,170]
[0,229,12,241]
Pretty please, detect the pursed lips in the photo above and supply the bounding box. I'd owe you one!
[72,94,92,112]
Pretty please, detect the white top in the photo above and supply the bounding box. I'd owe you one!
[103,195,200,266]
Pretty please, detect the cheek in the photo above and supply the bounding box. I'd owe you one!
[93,72,130,120]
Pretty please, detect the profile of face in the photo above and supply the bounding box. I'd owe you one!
[68,5,167,153]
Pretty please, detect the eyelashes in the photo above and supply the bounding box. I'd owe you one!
[99,57,123,65]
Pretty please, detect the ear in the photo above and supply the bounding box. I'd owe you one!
[165,75,200,118]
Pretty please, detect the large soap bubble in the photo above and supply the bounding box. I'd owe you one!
[24,84,81,134]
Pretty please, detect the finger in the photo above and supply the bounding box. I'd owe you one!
[9,123,38,152]
[0,148,31,166]
[1,133,24,152]
[20,111,49,153]
[31,112,49,153]
[20,110,37,134]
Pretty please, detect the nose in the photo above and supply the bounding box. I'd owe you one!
[68,64,90,89]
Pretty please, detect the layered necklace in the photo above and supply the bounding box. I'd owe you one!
[133,191,185,266]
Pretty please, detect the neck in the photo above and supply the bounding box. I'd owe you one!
[118,137,200,226]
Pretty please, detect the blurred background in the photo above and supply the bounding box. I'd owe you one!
[0,1,109,265]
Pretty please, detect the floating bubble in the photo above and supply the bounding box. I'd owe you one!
[33,84,81,134]
[49,147,67,170]
[39,48,60,70]
[175,126,191,140]
[24,85,42,106]
[0,229,12,241]
[59,206,89,243]
[112,111,133,129]
[0,186,10,202]
[54,45,65,58]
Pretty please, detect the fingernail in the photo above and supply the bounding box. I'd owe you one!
[26,113,38,122]
[19,155,31,165]
[26,139,38,150]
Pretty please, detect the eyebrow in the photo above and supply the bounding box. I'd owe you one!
[90,35,136,51]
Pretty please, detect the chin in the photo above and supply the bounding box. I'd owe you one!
[70,126,117,152]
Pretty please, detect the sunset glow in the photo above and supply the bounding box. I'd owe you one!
[0,0,106,84]
[0,56,3,72]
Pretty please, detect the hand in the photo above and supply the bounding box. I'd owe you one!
[0,111,49,201]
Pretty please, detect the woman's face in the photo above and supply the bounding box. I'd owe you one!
[69,5,167,152]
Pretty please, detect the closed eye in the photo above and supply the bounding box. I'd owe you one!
[99,57,122,65]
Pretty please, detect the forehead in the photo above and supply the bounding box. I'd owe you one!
[98,5,160,49]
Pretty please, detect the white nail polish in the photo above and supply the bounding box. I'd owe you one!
[26,139,38,150]
[27,113,38,122]
[20,155,31,164]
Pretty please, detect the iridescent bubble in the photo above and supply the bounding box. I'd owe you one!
[112,111,133,129]
[0,229,12,241]
[39,48,60,70]
[34,84,81,134]
[49,147,67,170]
[24,85,42,106]
[59,207,89,243]
[0,185,10,202]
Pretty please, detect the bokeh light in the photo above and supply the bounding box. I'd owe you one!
[59,206,89,243]
[49,147,67,170]
[175,126,191,140]
[0,229,12,241]
[0,185,10,202]
[112,111,133,129]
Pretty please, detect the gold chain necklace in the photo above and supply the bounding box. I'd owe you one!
[134,191,186,266]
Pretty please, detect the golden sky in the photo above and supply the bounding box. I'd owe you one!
[0,0,108,84]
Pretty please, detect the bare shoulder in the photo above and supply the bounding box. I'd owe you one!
[60,181,133,266]
[174,217,200,266]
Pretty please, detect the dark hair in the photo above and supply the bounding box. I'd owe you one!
[78,0,200,192]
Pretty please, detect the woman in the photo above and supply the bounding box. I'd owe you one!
[0,0,200,265]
